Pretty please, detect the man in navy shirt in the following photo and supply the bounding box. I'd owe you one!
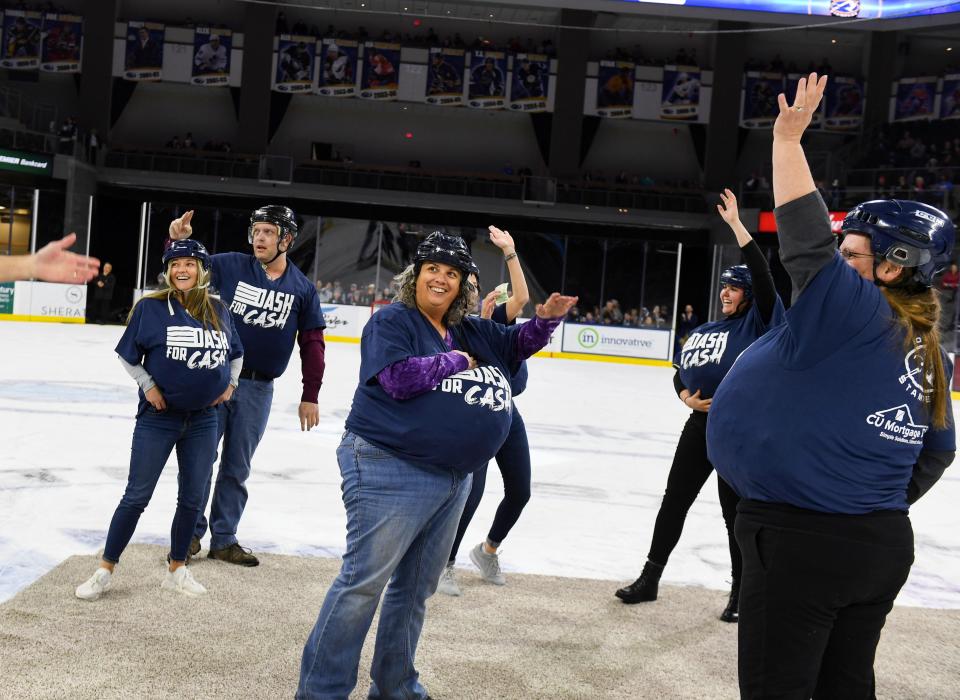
[168,205,326,567]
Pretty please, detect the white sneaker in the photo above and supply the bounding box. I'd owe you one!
[436,564,462,596]
[161,566,207,597]
[75,567,112,601]
[469,543,506,585]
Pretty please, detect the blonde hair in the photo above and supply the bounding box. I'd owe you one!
[393,263,472,326]
[882,286,949,429]
[128,261,222,332]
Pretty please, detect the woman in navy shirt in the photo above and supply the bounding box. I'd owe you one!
[437,225,534,596]
[297,232,576,700]
[616,190,784,624]
[75,240,243,601]
[708,74,955,698]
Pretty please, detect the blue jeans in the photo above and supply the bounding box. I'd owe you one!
[448,407,531,563]
[194,377,273,550]
[297,432,472,700]
[104,405,219,563]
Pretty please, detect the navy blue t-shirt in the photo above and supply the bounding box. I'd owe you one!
[491,303,529,396]
[346,302,523,473]
[707,253,956,514]
[674,297,785,399]
[117,296,244,411]
[211,252,325,378]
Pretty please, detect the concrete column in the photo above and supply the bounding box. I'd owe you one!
[702,22,748,193]
[236,3,278,154]
[77,0,120,141]
[547,9,593,178]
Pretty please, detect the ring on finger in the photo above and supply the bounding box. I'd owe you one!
[794,106,805,112]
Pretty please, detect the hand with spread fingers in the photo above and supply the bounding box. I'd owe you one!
[773,72,828,143]
[535,293,579,320]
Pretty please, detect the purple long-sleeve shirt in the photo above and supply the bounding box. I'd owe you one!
[377,315,559,400]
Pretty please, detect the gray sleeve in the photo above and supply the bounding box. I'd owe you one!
[774,191,837,300]
[906,450,955,505]
[230,357,242,388]
[118,356,156,393]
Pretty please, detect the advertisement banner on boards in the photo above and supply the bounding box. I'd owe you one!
[561,323,671,361]
[468,50,507,109]
[660,65,701,120]
[321,303,372,339]
[317,38,358,97]
[124,21,164,81]
[426,47,465,106]
[41,13,82,73]
[1,9,42,70]
[191,27,231,86]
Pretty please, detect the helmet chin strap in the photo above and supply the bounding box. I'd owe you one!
[260,234,291,267]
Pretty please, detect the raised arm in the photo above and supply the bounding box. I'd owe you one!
[771,73,836,297]
[488,225,529,322]
[0,233,100,283]
[717,189,777,324]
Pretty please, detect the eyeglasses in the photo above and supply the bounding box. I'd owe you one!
[839,249,875,261]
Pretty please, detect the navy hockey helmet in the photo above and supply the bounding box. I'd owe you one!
[162,239,210,270]
[413,232,480,279]
[841,199,955,288]
[719,264,753,299]
[247,204,299,244]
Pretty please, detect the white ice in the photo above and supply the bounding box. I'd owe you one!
[1,321,957,608]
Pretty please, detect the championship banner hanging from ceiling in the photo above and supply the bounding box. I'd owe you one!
[426,47,465,106]
[660,65,700,121]
[893,77,937,122]
[274,34,315,93]
[360,42,400,101]
[740,72,783,128]
[317,38,358,97]
[822,75,863,131]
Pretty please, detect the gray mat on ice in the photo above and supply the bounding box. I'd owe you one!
[2,544,957,699]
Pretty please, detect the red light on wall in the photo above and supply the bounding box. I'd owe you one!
[413,18,422,27]
[404,132,413,139]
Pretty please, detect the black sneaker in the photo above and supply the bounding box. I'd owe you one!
[208,543,260,567]
[167,536,202,565]
[720,581,740,623]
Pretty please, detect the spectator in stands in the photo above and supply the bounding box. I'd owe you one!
[276,11,288,33]
[317,281,333,303]
[89,261,117,324]
[183,133,195,150]
[88,129,100,164]
[601,299,623,325]
[58,116,77,155]
[677,304,698,346]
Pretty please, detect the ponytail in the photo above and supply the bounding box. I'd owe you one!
[881,286,949,429]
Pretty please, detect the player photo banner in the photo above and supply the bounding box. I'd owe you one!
[360,42,400,100]
[426,48,465,106]
[939,75,960,120]
[509,53,549,113]
[318,38,358,97]
[894,77,937,122]
[191,27,231,86]
[822,75,863,131]
[660,66,701,121]
[468,51,506,109]
[741,72,783,128]
[2,10,42,70]
[41,13,82,73]
[274,34,315,93]
[124,21,164,81]
[596,61,635,119]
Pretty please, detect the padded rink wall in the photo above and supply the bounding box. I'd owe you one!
[0,281,87,323]
[325,303,674,367]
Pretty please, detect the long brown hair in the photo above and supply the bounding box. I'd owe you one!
[881,286,949,428]
[127,261,222,332]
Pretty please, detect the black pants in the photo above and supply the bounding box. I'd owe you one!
[647,411,741,580]
[735,500,914,700]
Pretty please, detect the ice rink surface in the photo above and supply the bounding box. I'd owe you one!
[1,321,957,608]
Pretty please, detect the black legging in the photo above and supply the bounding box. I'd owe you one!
[647,410,741,581]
